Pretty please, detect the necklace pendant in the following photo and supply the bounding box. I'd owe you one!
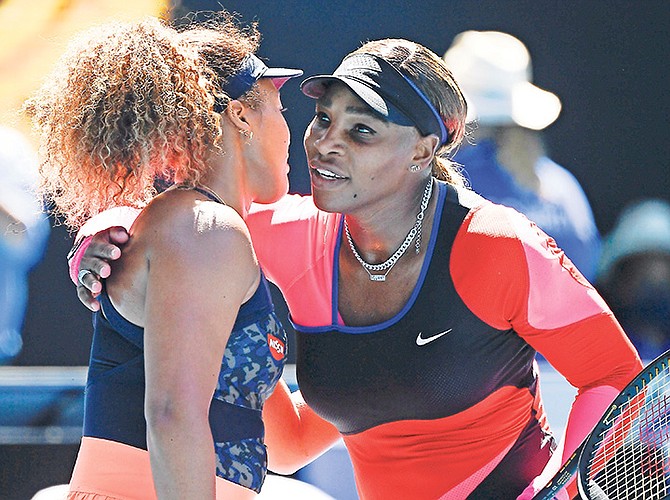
[344,177,432,285]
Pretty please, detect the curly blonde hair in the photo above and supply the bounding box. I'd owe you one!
[25,14,259,230]
[354,39,468,187]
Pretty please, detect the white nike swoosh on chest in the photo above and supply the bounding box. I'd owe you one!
[415,329,453,346]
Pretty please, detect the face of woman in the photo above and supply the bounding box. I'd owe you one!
[303,82,421,215]
[246,78,291,203]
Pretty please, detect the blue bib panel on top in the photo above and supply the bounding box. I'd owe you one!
[83,273,287,492]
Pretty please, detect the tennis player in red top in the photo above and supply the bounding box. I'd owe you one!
[70,38,641,499]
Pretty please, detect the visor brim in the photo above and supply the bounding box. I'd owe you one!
[301,75,408,124]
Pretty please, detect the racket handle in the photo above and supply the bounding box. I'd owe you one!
[532,448,580,500]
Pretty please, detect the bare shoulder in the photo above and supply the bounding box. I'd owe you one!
[136,189,258,277]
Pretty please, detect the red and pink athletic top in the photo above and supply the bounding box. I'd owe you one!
[246,181,641,499]
[71,181,641,499]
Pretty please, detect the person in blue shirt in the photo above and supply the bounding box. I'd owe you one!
[443,30,601,281]
[596,199,670,360]
[0,125,50,364]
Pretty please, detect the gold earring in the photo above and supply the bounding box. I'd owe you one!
[240,129,253,144]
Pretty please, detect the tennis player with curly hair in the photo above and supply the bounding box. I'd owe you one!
[26,13,301,499]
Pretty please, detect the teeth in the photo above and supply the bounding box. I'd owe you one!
[316,168,346,180]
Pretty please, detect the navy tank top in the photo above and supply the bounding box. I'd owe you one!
[83,187,288,492]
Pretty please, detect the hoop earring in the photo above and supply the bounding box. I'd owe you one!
[409,164,420,172]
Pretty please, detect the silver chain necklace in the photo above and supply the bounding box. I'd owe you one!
[344,178,433,282]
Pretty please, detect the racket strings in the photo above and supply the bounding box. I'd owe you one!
[584,368,670,499]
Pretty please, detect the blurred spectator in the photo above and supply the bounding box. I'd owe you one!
[596,199,670,360]
[0,125,50,364]
[444,30,601,281]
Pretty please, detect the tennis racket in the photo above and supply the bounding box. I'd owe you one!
[534,348,670,500]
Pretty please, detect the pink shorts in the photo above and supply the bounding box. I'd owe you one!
[68,436,256,499]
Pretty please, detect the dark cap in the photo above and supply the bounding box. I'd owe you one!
[301,53,448,144]
[221,54,303,100]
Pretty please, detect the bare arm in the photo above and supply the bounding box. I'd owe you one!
[142,200,259,499]
[263,379,341,475]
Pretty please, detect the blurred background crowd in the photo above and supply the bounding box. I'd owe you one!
[0,0,668,498]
